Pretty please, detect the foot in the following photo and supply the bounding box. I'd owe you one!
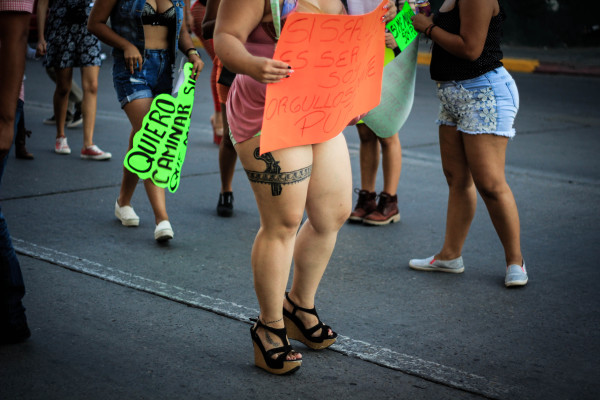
[408,255,465,273]
[66,109,83,129]
[81,145,112,160]
[363,192,400,225]
[44,111,73,125]
[254,318,301,362]
[505,261,528,287]
[55,137,71,155]
[115,199,140,226]
[154,220,174,242]
[216,192,234,217]
[16,142,34,160]
[348,189,377,223]
[283,294,333,339]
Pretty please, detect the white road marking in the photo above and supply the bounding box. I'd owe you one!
[14,238,510,399]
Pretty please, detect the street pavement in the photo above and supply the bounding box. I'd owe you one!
[1,45,599,400]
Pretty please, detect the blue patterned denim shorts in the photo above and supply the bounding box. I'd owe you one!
[436,67,519,138]
[113,49,173,108]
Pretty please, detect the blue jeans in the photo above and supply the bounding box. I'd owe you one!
[113,49,173,108]
[1,100,26,326]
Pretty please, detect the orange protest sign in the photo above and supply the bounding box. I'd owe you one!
[260,0,386,154]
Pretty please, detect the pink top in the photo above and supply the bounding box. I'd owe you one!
[0,0,35,13]
[227,1,295,144]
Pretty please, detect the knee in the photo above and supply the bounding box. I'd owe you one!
[378,135,399,150]
[442,167,473,190]
[474,179,508,202]
[357,126,376,144]
[266,211,304,240]
[310,203,352,234]
[55,84,71,98]
[84,82,98,96]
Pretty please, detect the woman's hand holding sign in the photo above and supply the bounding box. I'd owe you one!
[249,57,292,84]
[382,0,397,23]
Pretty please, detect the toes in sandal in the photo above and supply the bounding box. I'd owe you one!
[283,292,337,350]
[250,318,301,375]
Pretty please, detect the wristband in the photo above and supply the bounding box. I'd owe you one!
[185,47,198,57]
[425,24,437,39]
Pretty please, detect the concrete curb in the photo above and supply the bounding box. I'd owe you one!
[417,52,600,77]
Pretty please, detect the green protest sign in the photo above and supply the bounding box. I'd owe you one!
[124,63,196,193]
[386,1,418,52]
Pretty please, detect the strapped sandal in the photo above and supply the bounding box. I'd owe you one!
[250,318,301,375]
[283,292,337,350]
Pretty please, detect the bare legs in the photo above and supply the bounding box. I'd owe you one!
[236,133,351,360]
[288,134,352,333]
[80,66,100,148]
[52,65,100,149]
[356,123,402,195]
[0,12,29,157]
[218,102,236,193]
[53,68,72,140]
[436,125,522,266]
[119,98,168,225]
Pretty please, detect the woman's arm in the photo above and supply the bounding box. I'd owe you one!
[88,0,144,74]
[177,17,205,77]
[214,0,290,84]
[412,0,496,61]
[201,0,219,39]
[184,0,194,33]
[35,0,49,56]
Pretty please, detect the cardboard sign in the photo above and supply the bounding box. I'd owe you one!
[386,1,418,51]
[124,63,196,193]
[260,0,387,154]
[362,39,418,138]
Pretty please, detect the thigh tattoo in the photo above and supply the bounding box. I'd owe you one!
[245,148,312,196]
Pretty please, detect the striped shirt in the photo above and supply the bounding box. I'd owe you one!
[0,0,35,13]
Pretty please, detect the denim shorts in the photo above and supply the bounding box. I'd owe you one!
[436,67,519,138]
[113,49,173,108]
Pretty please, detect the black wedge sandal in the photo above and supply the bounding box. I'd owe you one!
[250,318,302,375]
[283,292,337,350]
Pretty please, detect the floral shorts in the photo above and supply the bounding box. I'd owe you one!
[436,67,519,138]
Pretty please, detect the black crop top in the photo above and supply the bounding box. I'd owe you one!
[141,3,176,26]
[430,0,505,81]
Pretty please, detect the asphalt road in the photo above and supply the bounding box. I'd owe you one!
[1,50,599,400]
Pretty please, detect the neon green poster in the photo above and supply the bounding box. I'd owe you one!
[386,1,418,51]
[124,63,196,193]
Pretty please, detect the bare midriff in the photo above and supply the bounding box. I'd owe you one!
[142,25,170,49]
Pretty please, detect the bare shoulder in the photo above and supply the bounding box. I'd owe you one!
[460,0,498,13]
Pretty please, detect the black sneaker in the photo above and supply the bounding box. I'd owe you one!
[43,114,56,125]
[44,111,74,125]
[217,192,234,217]
[67,109,83,128]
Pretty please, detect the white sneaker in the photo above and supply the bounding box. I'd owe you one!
[115,200,139,227]
[505,261,528,287]
[55,137,71,154]
[409,255,465,273]
[154,220,174,242]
